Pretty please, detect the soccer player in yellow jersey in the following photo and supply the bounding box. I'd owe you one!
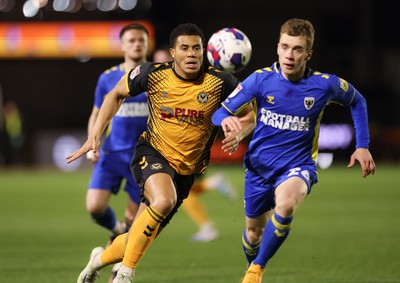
[67,23,254,283]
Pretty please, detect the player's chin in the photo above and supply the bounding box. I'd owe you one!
[185,65,201,73]
[131,53,146,60]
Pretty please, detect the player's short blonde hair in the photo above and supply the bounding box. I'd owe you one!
[280,18,315,51]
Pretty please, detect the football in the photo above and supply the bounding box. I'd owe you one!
[207,27,252,74]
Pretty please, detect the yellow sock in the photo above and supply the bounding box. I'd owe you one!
[122,206,165,268]
[182,191,209,226]
[101,233,128,265]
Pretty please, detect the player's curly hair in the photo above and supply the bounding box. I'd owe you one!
[169,23,206,49]
[280,18,315,51]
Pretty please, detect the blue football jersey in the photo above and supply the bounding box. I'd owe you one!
[94,64,148,152]
[222,62,357,178]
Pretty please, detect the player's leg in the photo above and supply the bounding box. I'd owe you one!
[204,172,237,200]
[253,176,308,268]
[114,172,174,282]
[242,211,271,265]
[108,177,142,282]
[113,141,185,282]
[242,176,308,283]
[86,189,126,236]
[241,169,274,267]
[87,158,126,237]
[182,177,219,242]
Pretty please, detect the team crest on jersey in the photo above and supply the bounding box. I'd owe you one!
[304,97,314,110]
[339,78,349,92]
[197,92,209,104]
[150,163,163,170]
[267,96,275,104]
[129,66,140,80]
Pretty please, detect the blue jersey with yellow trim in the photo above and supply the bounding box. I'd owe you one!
[94,64,148,152]
[222,62,356,178]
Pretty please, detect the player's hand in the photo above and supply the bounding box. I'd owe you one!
[347,148,376,177]
[66,138,99,164]
[221,116,242,133]
[222,131,240,155]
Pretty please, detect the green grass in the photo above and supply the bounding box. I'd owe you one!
[0,164,399,283]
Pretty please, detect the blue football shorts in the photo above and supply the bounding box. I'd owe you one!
[88,149,141,205]
[244,165,318,218]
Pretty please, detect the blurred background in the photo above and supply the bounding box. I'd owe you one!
[0,0,399,170]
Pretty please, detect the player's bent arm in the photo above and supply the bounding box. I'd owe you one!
[346,90,376,177]
[86,106,100,162]
[87,106,99,136]
[349,90,369,149]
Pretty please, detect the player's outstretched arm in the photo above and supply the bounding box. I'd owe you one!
[347,148,376,177]
[85,106,100,163]
[66,76,130,163]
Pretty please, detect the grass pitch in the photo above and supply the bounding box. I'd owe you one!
[0,164,399,283]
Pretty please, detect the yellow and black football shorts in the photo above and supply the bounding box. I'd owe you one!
[131,140,195,227]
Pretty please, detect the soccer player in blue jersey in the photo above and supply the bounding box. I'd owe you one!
[212,18,376,283]
[84,23,149,280]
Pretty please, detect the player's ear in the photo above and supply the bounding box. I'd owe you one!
[169,48,175,58]
[306,50,313,61]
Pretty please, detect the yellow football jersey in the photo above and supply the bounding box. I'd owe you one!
[126,62,239,175]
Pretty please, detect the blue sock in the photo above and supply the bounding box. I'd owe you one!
[242,230,260,266]
[91,206,117,231]
[253,212,293,268]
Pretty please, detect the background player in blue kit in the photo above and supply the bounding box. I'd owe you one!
[212,18,376,283]
[84,23,149,280]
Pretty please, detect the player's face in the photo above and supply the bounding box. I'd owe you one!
[170,35,204,80]
[277,33,312,82]
[121,29,149,61]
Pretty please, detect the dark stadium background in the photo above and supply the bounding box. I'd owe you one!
[0,0,399,166]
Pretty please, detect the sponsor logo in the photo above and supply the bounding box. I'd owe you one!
[160,106,174,121]
[129,66,140,80]
[227,84,243,100]
[159,106,205,126]
[115,102,149,117]
[267,96,275,104]
[260,108,310,131]
[304,97,314,110]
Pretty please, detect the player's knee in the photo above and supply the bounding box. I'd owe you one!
[275,199,296,217]
[86,202,107,217]
[151,194,177,215]
[246,226,263,244]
